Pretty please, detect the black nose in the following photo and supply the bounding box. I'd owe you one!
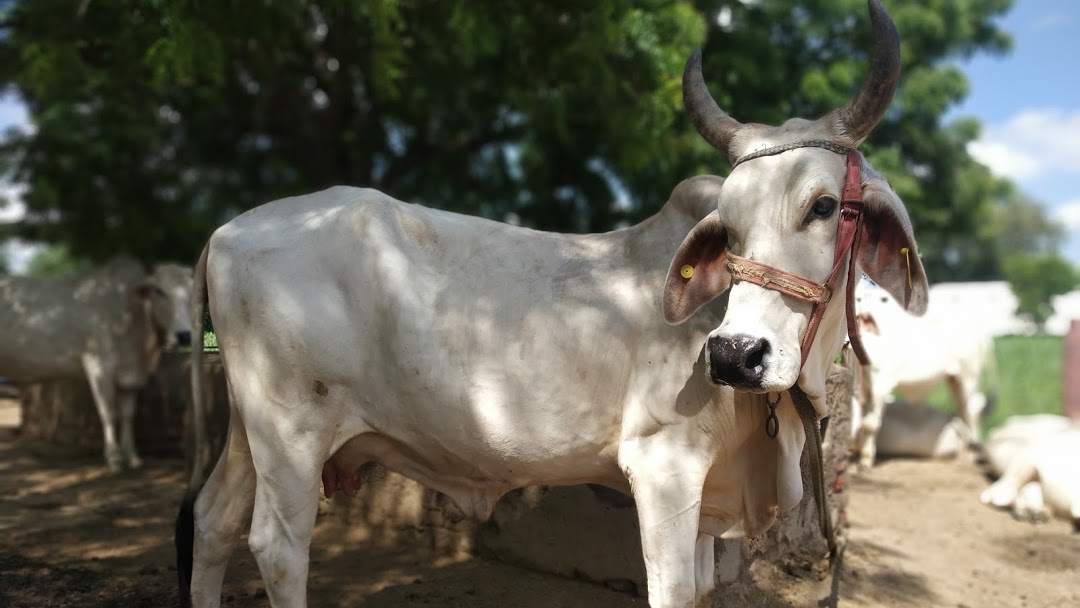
[707,334,769,387]
[176,330,192,347]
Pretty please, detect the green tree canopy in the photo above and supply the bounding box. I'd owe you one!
[23,242,89,277]
[1003,253,1078,331]
[0,0,1030,281]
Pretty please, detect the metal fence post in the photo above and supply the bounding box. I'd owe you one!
[1063,320,1080,420]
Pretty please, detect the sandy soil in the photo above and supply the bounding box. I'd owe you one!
[1,396,1078,607]
[843,457,1080,608]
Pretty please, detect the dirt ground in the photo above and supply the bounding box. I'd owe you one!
[1,396,1078,608]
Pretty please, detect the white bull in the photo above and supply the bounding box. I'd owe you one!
[851,280,995,468]
[176,2,927,606]
[980,414,1080,529]
[0,256,193,469]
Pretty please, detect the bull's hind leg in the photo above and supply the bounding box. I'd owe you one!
[186,408,257,608]
[245,409,330,608]
[947,374,986,443]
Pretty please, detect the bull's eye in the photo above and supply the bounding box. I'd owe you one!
[811,196,838,219]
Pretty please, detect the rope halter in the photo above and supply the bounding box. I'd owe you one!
[727,141,872,370]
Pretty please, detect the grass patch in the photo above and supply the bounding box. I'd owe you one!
[173,332,219,354]
[926,335,1062,434]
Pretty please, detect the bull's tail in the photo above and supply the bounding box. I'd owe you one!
[177,242,210,607]
[175,490,197,608]
[188,243,211,490]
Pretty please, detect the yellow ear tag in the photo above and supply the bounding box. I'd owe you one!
[680,264,695,279]
[900,247,912,289]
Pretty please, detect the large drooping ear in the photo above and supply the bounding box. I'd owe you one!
[129,280,166,301]
[663,210,732,324]
[856,183,929,316]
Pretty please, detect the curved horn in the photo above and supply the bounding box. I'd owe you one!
[683,48,743,161]
[832,0,902,145]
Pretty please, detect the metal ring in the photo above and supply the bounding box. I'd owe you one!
[765,412,780,438]
[765,392,781,438]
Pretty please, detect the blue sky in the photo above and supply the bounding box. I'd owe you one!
[951,0,1080,263]
[3,0,1080,271]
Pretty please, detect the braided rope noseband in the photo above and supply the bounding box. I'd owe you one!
[725,256,830,303]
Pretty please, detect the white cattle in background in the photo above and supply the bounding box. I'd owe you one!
[980,414,1080,529]
[851,280,996,468]
[0,257,193,469]
[887,281,1080,337]
[151,263,198,349]
[175,3,928,606]
[869,399,972,460]
[923,281,1033,336]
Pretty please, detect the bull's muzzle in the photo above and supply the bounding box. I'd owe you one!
[176,330,193,348]
[706,333,769,388]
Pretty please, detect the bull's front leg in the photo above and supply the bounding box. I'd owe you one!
[620,438,712,608]
[117,389,143,469]
[81,354,122,471]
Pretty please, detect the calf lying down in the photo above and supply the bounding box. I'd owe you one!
[979,414,1080,530]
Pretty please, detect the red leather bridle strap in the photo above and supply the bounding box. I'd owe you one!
[805,151,870,368]
[726,150,871,369]
[726,144,866,558]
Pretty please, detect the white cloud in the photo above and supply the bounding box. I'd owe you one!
[0,158,32,273]
[966,139,1039,180]
[2,240,42,274]
[1053,199,1080,232]
[1031,11,1072,32]
[0,181,37,275]
[0,91,33,136]
[967,108,1080,182]
[0,181,26,223]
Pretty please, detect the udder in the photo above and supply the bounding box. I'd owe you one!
[321,450,362,499]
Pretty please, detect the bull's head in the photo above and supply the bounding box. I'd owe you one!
[664,0,928,407]
[131,264,195,351]
[151,263,196,348]
[854,279,904,337]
